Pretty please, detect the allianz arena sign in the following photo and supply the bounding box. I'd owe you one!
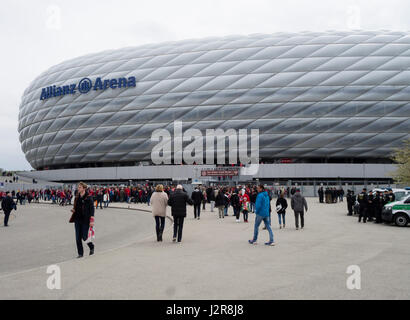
[39,76,136,101]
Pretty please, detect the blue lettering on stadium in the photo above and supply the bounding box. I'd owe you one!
[39,76,136,101]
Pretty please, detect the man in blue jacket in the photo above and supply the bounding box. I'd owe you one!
[249,185,275,246]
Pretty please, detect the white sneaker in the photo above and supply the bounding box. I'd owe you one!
[236,219,240,222]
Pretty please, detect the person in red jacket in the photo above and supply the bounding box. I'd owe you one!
[239,189,250,222]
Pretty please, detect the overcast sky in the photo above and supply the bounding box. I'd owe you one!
[1,0,409,171]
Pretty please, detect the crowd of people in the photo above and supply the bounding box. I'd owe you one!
[149,184,308,245]
[1,182,312,253]
[345,188,396,223]
[316,186,398,223]
[0,185,157,208]
[317,186,345,203]
[2,177,403,262]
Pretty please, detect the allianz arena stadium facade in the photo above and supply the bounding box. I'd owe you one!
[17,31,410,184]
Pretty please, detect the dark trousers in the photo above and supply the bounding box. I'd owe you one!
[74,221,94,256]
[4,211,10,226]
[155,216,165,240]
[242,210,249,221]
[234,207,240,219]
[294,211,304,228]
[367,207,374,220]
[243,210,249,222]
[173,216,185,242]
[194,204,201,218]
[358,207,367,223]
[348,204,353,215]
[202,200,206,210]
[96,200,103,209]
[375,208,382,223]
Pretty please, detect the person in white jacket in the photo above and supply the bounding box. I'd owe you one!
[103,191,110,208]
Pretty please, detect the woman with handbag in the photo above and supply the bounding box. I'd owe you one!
[276,192,288,229]
[70,182,95,258]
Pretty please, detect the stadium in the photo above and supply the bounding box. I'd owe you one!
[17,31,410,188]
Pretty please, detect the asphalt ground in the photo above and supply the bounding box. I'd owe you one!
[0,203,155,275]
[0,198,409,299]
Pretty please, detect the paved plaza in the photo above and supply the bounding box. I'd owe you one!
[0,198,409,299]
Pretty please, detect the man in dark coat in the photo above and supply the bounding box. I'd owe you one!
[230,191,241,221]
[168,185,193,242]
[72,182,95,258]
[1,192,16,227]
[374,191,383,224]
[96,190,103,209]
[250,189,257,213]
[346,190,354,216]
[357,188,368,223]
[291,189,308,230]
[367,191,375,222]
[207,187,216,212]
[387,190,396,203]
[191,187,204,220]
[318,187,324,203]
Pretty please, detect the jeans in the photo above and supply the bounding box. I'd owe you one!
[194,204,201,218]
[252,215,274,242]
[104,200,109,208]
[278,213,285,225]
[250,202,255,212]
[173,216,184,242]
[155,216,165,239]
[74,221,94,256]
[294,211,304,228]
[224,206,228,216]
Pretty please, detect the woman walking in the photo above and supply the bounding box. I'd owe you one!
[276,192,288,229]
[150,184,169,241]
[71,182,95,258]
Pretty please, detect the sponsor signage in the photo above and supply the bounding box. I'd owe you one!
[201,169,239,176]
[40,76,136,101]
[280,158,293,163]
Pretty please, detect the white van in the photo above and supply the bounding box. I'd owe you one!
[382,195,410,227]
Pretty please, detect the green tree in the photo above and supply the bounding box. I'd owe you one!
[390,139,410,185]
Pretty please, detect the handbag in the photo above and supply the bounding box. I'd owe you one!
[86,225,95,243]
